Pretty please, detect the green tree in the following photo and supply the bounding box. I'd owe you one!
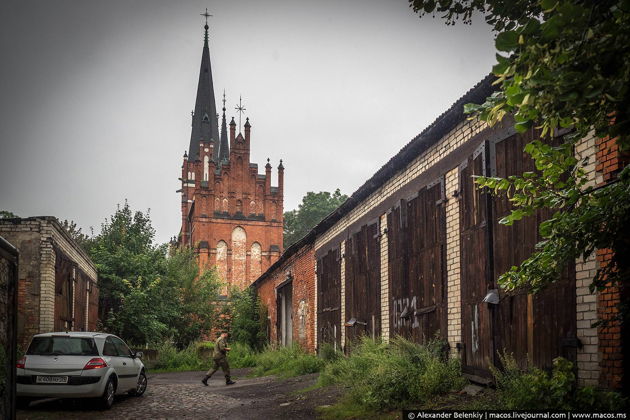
[229,287,268,350]
[283,189,348,248]
[86,201,221,346]
[408,0,630,301]
[59,219,91,250]
[0,210,18,218]
[86,201,167,325]
[166,248,222,348]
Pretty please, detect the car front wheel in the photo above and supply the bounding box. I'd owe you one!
[99,376,116,410]
[129,370,147,396]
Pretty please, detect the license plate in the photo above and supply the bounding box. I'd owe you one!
[36,375,68,384]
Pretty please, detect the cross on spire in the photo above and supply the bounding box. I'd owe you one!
[222,90,226,112]
[201,8,212,24]
[235,95,246,133]
[201,9,212,45]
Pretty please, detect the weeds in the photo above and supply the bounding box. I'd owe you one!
[490,352,626,411]
[319,336,466,413]
[151,341,205,371]
[252,344,325,378]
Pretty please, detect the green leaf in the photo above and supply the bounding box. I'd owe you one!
[540,0,558,12]
[496,31,519,52]
[515,120,532,133]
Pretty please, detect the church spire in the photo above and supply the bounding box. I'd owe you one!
[219,90,229,162]
[187,11,220,163]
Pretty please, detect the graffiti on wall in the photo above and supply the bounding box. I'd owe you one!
[391,295,420,329]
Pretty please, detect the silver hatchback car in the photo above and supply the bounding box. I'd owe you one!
[17,332,147,409]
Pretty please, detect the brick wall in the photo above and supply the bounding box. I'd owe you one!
[339,241,346,350]
[444,167,462,356]
[573,133,601,386]
[379,214,390,343]
[180,124,284,291]
[594,133,627,389]
[255,244,316,352]
[0,217,98,349]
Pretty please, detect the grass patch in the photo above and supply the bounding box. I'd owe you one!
[251,344,326,378]
[148,340,258,372]
[319,336,466,413]
[150,342,206,372]
[228,341,257,368]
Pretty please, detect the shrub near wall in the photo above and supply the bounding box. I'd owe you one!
[319,337,465,412]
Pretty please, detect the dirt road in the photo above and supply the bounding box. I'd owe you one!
[17,368,342,419]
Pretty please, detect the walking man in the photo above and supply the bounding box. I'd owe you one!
[202,331,236,386]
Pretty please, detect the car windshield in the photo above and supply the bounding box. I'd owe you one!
[26,336,99,356]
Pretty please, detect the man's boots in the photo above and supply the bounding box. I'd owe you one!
[201,375,210,386]
[225,375,235,385]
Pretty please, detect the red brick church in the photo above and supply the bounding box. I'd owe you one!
[178,20,283,293]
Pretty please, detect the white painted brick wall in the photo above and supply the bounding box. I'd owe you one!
[445,168,462,356]
[340,241,346,350]
[379,214,390,343]
[573,132,600,386]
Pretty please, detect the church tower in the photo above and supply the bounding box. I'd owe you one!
[178,18,283,293]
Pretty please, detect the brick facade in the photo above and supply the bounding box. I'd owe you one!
[444,167,462,356]
[179,26,283,292]
[254,243,315,352]
[0,217,98,349]
[594,133,628,389]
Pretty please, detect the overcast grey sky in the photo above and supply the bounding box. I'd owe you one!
[0,0,495,244]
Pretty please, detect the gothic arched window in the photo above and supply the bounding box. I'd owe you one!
[231,227,247,289]
[216,240,228,295]
[250,242,262,281]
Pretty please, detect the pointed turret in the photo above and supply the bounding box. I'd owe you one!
[219,91,229,162]
[187,22,220,162]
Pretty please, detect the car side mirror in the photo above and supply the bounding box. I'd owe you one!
[134,351,143,359]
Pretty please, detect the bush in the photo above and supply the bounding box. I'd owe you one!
[319,336,466,411]
[491,353,626,411]
[319,342,341,363]
[229,287,269,351]
[152,341,205,371]
[229,342,258,368]
[252,344,325,378]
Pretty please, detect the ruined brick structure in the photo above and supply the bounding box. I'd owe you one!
[178,22,283,292]
[0,217,99,349]
[253,75,627,389]
[253,237,316,352]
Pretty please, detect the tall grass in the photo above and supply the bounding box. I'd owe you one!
[251,344,325,378]
[151,342,206,371]
[319,336,466,412]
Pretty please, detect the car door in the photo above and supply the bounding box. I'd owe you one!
[102,336,127,390]
[111,336,138,391]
